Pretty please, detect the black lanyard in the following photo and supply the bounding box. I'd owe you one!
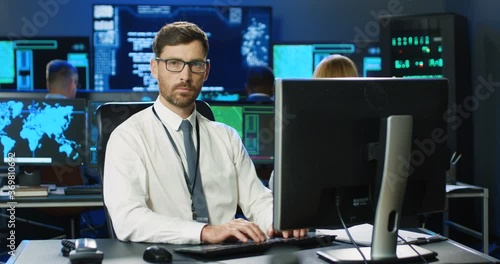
[151,107,200,197]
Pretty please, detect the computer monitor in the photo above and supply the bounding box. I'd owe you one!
[92,4,272,92]
[210,102,274,165]
[0,37,90,91]
[0,98,86,166]
[86,93,157,167]
[273,78,448,262]
[273,78,449,229]
[272,41,383,78]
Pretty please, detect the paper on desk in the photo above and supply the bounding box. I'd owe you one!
[316,223,432,246]
[1,184,64,195]
[50,187,66,195]
[446,184,483,193]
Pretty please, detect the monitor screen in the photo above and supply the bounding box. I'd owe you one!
[86,94,157,167]
[0,37,90,91]
[272,41,382,78]
[92,4,272,92]
[0,98,86,166]
[210,102,274,164]
[273,78,449,230]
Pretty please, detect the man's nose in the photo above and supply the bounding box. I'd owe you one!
[179,64,192,81]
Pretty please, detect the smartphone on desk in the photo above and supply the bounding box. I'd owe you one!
[69,238,104,264]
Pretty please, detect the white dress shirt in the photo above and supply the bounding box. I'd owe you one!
[103,98,273,244]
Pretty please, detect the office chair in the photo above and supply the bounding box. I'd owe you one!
[95,100,215,238]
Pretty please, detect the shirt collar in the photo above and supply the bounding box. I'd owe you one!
[45,93,67,99]
[153,97,197,131]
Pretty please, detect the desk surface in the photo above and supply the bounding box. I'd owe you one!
[0,194,103,208]
[6,237,500,264]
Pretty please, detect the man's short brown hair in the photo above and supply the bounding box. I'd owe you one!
[152,21,209,58]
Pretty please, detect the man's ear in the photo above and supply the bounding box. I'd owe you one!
[150,58,158,79]
[203,63,210,81]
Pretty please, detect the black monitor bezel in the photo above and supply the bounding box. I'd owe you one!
[273,77,449,230]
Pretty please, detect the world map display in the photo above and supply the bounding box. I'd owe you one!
[0,99,85,164]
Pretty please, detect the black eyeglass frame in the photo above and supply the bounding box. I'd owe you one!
[155,57,210,73]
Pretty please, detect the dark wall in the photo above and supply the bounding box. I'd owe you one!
[0,0,445,42]
[445,0,500,240]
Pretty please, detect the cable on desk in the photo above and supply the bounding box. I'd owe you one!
[61,239,75,257]
[336,194,368,264]
[397,235,428,264]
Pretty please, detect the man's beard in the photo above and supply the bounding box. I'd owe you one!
[160,82,198,108]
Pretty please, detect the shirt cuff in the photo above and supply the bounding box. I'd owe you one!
[182,221,208,244]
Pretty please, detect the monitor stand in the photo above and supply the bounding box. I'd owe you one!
[317,115,438,263]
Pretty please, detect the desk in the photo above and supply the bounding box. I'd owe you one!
[444,182,489,254]
[0,194,103,208]
[6,236,500,263]
[0,194,103,238]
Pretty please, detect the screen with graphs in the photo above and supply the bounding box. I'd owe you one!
[0,37,90,91]
[210,103,274,164]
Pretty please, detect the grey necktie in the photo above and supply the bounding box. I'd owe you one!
[180,120,209,223]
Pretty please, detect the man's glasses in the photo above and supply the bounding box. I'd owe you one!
[155,58,210,73]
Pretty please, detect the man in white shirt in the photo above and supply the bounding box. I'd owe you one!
[103,21,307,244]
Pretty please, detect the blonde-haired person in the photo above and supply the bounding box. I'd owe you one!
[268,54,359,191]
[313,54,358,78]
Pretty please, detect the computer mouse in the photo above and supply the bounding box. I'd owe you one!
[143,245,172,263]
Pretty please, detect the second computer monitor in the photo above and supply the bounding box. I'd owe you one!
[210,102,274,165]
[272,41,383,78]
[0,98,86,166]
[273,78,449,230]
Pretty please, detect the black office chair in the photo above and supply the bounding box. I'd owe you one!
[95,100,215,238]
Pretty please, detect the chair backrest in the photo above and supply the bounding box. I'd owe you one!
[95,100,215,238]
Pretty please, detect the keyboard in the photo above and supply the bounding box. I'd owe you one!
[64,185,102,195]
[174,234,336,258]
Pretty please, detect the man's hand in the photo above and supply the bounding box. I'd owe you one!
[200,218,266,244]
[267,225,308,239]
